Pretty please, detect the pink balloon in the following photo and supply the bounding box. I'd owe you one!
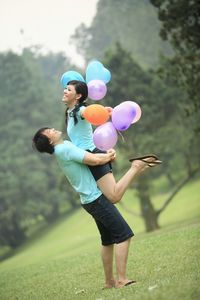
[93,122,118,151]
[87,79,107,100]
[112,102,137,131]
[122,101,142,124]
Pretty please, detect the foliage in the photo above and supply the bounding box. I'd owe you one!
[104,43,198,174]
[0,50,78,248]
[71,0,172,68]
[102,43,199,230]
[150,0,200,131]
[1,0,200,248]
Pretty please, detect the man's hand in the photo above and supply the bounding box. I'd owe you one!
[105,106,113,116]
[107,149,116,161]
[83,149,116,166]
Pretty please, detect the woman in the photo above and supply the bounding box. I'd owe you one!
[62,80,161,203]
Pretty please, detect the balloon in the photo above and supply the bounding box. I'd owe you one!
[86,61,111,84]
[112,101,137,131]
[86,61,104,83]
[87,80,107,100]
[101,68,111,83]
[130,102,142,123]
[60,71,85,88]
[93,122,118,151]
[118,101,142,124]
[82,104,110,126]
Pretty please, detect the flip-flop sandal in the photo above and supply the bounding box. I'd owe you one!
[129,154,158,162]
[124,280,137,286]
[142,159,162,167]
[116,280,137,288]
[129,154,162,167]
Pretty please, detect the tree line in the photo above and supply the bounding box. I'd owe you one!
[0,0,199,252]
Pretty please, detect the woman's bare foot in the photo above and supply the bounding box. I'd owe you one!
[131,157,162,173]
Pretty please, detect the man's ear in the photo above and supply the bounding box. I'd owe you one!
[48,138,53,145]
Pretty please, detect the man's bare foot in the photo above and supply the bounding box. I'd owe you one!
[115,279,137,288]
[102,279,116,289]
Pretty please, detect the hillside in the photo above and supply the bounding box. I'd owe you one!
[0,179,199,299]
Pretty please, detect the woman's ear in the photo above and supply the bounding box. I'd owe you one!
[76,93,82,100]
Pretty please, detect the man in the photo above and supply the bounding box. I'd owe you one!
[32,127,161,288]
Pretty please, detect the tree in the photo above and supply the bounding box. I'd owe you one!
[103,43,199,231]
[71,0,172,68]
[0,50,78,249]
[150,0,200,131]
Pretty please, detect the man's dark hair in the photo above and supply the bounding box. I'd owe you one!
[32,127,54,155]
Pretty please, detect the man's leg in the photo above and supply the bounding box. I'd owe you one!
[115,238,134,288]
[101,244,115,288]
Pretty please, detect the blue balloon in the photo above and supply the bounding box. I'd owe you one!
[101,68,111,83]
[60,71,85,88]
[86,60,111,84]
[86,61,104,83]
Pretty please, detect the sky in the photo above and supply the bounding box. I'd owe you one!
[0,0,98,66]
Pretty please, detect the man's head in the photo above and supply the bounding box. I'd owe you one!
[32,127,62,154]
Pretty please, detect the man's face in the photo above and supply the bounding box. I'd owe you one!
[42,128,62,145]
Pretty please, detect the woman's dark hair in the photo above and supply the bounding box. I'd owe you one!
[65,80,88,125]
[32,127,54,155]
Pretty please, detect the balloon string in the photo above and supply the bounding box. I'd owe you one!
[117,130,125,142]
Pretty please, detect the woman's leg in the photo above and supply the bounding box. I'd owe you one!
[96,159,149,203]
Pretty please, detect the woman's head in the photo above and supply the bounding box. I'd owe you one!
[62,80,88,107]
[68,80,88,103]
[63,80,88,125]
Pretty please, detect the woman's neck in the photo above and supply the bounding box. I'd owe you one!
[67,99,78,109]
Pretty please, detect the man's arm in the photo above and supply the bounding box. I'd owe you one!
[83,149,116,166]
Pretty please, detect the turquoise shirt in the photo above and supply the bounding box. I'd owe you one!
[54,141,102,204]
[67,106,96,151]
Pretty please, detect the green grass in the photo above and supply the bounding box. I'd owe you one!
[0,178,200,300]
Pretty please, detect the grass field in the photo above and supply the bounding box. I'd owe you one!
[0,178,199,300]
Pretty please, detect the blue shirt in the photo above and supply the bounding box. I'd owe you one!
[54,141,102,204]
[67,106,95,151]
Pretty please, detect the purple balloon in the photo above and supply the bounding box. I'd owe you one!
[87,80,107,100]
[93,122,118,151]
[128,102,142,123]
[112,102,137,131]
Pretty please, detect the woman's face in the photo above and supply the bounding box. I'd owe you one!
[62,84,80,107]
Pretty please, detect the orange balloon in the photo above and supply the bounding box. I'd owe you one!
[82,104,110,126]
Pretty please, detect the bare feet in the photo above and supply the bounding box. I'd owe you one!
[103,279,116,289]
